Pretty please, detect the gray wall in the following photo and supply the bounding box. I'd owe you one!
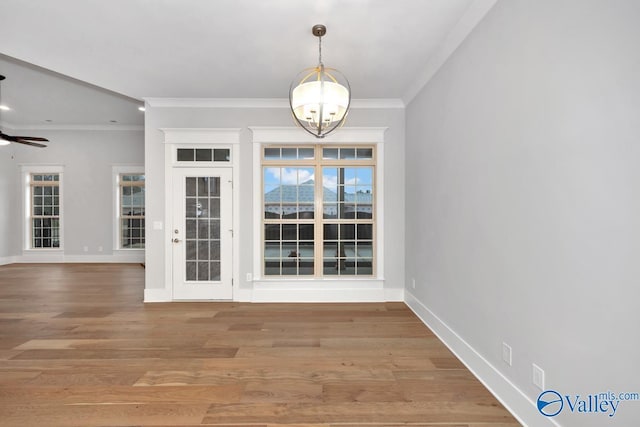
[144,106,405,295]
[2,129,144,257]
[0,144,17,259]
[405,1,640,426]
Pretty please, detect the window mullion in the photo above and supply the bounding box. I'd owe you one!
[314,157,323,277]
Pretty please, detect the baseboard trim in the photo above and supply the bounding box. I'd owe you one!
[0,256,16,266]
[63,254,145,263]
[13,253,145,263]
[144,288,172,303]
[384,287,405,302]
[404,290,559,427]
[234,287,253,302]
[245,279,388,303]
[251,287,386,303]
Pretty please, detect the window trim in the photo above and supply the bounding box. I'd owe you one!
[250,127,386,284]
[112,165,145,252]
[21,165,64,252]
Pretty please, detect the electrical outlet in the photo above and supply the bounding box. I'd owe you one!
[502,342,512,366]
[412,278,416,289]
[246,273,252,282]
[98,246,103,252]
[83,246,88,252]
[532,363,545,390]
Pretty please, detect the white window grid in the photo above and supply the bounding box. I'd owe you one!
[261,145,376,278]
[119,173,145,249]
[30,173,61,249]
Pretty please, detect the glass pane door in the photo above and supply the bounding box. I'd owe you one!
[172,167,233,300]
[184,177,221,282]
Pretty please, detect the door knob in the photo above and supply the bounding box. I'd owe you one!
[173,238,181,243]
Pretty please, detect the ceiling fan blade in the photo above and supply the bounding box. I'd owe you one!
[12,136,49,142]
[15,139,47,148]
[0,131,17,142]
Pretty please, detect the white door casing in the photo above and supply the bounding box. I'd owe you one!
[158,128,241,303]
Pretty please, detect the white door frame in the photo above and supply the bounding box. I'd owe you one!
[161,128,241,301]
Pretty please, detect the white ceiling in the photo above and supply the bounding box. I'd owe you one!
[0,55,144,128]
[0,0,494,128]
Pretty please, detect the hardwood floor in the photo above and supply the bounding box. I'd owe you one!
[0,263,519,427]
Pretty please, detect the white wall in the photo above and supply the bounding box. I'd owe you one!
[3,129,144,260]
[405,1,640,426]
[144,105,405,300]
[0,144,17,262]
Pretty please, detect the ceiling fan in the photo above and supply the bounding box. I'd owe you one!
[0,75,48,148]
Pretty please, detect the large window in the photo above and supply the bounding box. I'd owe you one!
[262,145,375,277]
[117,173,145,249]
[30,173,61,249]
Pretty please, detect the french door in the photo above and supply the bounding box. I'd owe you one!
[172,168,233,300]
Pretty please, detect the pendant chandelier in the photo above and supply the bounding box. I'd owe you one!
[289,24,350,138]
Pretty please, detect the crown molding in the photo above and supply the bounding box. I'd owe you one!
[146,98,285,108]
[249,126,388,144]
[144,97,404,109]
[402,0,498,105]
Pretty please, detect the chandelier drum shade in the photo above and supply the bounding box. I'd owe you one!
[289,24,351,138]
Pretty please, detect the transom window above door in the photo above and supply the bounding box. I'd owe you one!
[262,145,375,278]
[176,148,231,162]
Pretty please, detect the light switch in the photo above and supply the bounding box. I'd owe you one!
[153,221,163,230]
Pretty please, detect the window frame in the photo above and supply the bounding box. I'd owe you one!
[112,165,145,251]
[21,165,64,252]
[251,127,387,303]
[260,144,377,279]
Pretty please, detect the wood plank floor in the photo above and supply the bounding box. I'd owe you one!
[0,263,520,427]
